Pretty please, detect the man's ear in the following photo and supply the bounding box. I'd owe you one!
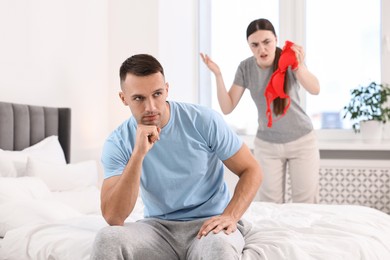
[165,82,169,97]
[119,92,128,105]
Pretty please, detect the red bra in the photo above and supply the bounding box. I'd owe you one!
[264,41,298,127]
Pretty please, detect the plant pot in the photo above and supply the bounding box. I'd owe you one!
[360,120,383,142]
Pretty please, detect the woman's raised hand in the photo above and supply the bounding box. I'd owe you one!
[200,53,221,76]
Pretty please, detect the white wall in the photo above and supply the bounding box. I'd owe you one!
[382,0,390,139]
[158,0,199,104]
[107,0,159,129]
[107,0,199,127]
[0,0,109,164]
[0,1,199,174]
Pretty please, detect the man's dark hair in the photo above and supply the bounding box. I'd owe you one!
[119,54,164,84]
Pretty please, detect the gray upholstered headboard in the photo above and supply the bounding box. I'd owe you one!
[0,101,71,163]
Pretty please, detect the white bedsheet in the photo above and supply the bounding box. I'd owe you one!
[241,203,390,259]
[1,201,390,260]
[0,216,106,260]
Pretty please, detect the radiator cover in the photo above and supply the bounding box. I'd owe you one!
[284,160,390,213]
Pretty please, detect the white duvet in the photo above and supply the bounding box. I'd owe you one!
[2,137,389,259]
[1,199,390,260]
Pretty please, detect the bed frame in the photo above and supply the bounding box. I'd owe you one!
[0,101,71,163]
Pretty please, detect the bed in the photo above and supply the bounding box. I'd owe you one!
[1,101,390,260]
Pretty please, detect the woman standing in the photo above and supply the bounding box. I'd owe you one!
[201,18,320,203]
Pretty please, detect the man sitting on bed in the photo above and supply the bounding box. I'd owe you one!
[90,54,263,260]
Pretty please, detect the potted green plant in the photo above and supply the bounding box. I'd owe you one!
[342,81,390,138]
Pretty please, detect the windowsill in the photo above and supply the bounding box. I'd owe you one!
[318,139,390,151]
[239,134,390,151]
[315,129,390,151]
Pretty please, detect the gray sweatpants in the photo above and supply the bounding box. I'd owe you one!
[90,217,246,260]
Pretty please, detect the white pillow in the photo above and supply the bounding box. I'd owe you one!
[0,135,67,177]
[26,158,98,191]
[0,156,17,177]
[50,186,101,214]
[0,177,51,203]
[0,200,82,237]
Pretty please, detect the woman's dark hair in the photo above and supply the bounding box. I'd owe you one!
[119,54,164,84]
[247,18,287,116]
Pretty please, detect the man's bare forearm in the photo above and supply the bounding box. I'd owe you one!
[223,168,262,221]
[101,152,144,225]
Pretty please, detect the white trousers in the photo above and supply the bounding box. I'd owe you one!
[254,131,320,203]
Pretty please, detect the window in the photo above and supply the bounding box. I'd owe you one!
[305,0,381,129]
[199,0,388,137]
[200,0,278,135]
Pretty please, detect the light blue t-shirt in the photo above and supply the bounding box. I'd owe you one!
[101,101,242,221]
